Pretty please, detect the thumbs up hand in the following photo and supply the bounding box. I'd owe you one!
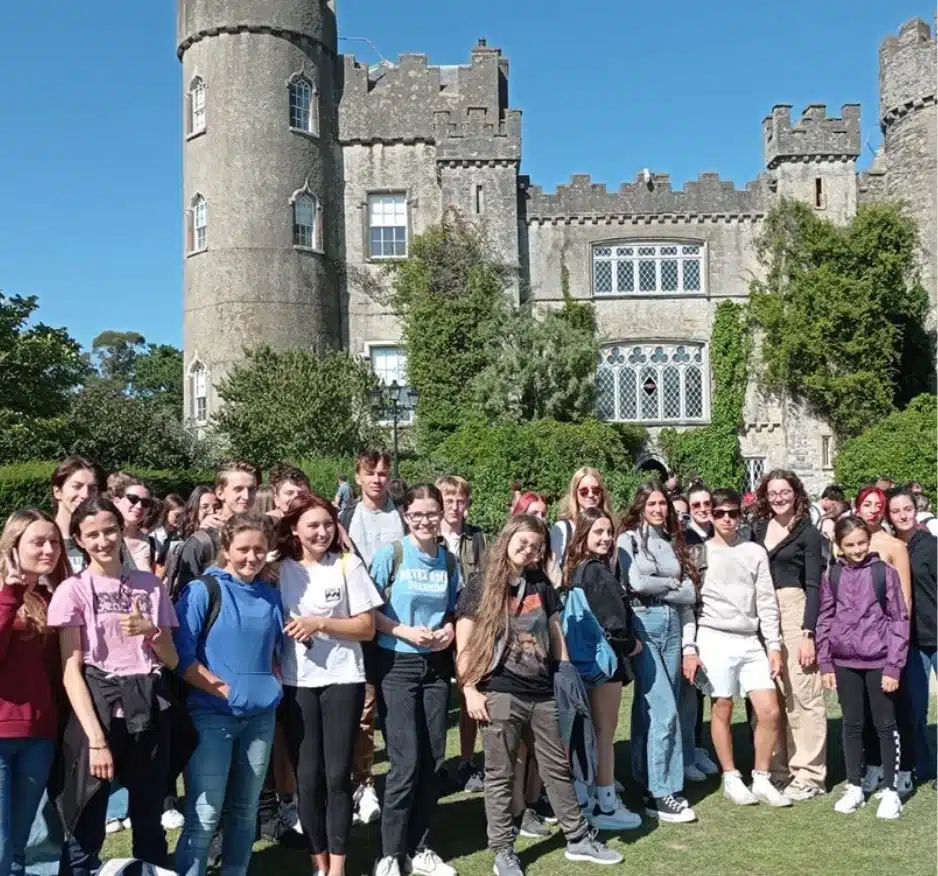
[120,596,157,639]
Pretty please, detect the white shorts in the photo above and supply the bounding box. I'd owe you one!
[696,627,774,699]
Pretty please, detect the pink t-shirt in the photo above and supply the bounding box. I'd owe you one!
[47,568,177,676]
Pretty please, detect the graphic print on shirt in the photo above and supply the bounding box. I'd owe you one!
[92,578,153,618]
[503,590,551,681]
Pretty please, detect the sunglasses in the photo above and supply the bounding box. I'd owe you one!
[125,494,154,509]
[691,500,711,509]
[577,486,603,498]
[712,508,740,520]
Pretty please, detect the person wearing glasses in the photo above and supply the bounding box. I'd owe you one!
[751,470,827,801]
[370,485,461,876]
[684,484,713,547]
[696,489,791,807]
[550,468,614,569]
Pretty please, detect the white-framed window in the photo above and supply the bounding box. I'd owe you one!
[368,193,408,259]
[592,242,703,296]
[187,194,207,253]
[370,345,413,423]
[289,75,318,135]
[745,457,766,493]
[188,360,209,423]
[188,76,206,135]
[596,343,709,424]
[821,435,833,469]
[293,194,316,248]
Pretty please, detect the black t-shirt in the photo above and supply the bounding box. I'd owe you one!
[456,569,562,699]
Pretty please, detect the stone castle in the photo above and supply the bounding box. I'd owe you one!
[178,1,937,493]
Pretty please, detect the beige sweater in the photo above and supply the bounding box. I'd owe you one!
[697,539,781,651]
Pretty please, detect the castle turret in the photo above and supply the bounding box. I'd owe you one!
[763,103,861,223]
[177,0,341,425]
[880,18,937,313]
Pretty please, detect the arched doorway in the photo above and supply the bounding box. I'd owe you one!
[634,452,669,481]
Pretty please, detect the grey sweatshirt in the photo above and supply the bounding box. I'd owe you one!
[697,539,781,651]
[617,526,696,648]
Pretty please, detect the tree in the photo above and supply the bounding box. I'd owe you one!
[0,292,88,418]
[748,200,932,440]
[91,330,146,386]
[90,331,183,413]
[212,345,384,469]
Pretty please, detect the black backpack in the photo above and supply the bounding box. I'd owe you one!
[829,561,888,613]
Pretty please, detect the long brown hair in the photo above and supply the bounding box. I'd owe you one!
[0,509,71,637]
[618,480,699,588]
[755,469,811,530]
[276,493,342,560]
[458,515,549,688]
[563,507,614,585]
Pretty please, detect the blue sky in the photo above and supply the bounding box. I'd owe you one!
[0,0,930,350]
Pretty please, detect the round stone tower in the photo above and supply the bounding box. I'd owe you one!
[880,18,937,315]
[177,0,341,423]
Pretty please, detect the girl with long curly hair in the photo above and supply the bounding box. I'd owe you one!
[456,515,621,875]
[550,468,614,567]
[616,481,700,824]
[751,469,828,800]
[564,507,642,832]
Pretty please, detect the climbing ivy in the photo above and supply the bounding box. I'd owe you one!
[659,300,750,489]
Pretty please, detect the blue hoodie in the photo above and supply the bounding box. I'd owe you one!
[173,566,284,717]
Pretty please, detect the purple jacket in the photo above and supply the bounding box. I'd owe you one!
[816,554,909,680]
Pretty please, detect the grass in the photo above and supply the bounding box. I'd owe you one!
[103,688,937,876]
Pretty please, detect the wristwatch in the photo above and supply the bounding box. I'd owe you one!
[801,630,815,639]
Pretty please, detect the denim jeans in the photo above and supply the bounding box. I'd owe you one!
[174,709,276,876]
[25,791,64,876]
[905,646,937,781]
[106,785,129,821]
[630,604,685,798]
[0,739,56,876]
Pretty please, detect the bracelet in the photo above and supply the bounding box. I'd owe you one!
[89,744,108,751]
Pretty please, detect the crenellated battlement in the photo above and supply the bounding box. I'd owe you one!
[524,171,770,220]
[339,41,520,147]
[880,18,937,130]
[762,104,861,169]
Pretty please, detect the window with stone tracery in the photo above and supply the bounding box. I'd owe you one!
[596,343,709,424]
[592,243,704,296]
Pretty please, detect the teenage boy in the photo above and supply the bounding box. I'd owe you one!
[437,475,488,793]
[339,450,406,825]
[692,488,793,808]
[685,483,714,546]
[267,464,311,520]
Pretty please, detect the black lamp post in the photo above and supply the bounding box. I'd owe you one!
[368,380,419,477]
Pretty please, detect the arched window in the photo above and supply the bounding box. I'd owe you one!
[288,75,318,135]
[188,76,206,135]
[596,343,709,424]
[294,194,316,248]
[188,360,209,423]
[187,194,207,253]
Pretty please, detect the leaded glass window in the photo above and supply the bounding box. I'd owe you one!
[592,242,704,295]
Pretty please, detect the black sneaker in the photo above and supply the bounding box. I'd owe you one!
[517,808,550,838]
[644,793,696,824]
[457,761,485,794]
[533,792,558,824]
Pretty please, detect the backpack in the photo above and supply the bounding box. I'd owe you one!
[166,529,218,601]
[560,564,618,688]
[97,861,176,876]
[829,561,888,613]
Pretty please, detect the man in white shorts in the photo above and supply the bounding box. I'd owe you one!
[693,488,792,807]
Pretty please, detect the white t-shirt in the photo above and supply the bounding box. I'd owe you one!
[278,553,383,688]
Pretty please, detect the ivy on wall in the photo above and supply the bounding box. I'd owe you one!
[659,300,750,489]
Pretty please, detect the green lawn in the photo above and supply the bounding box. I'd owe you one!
[103,689,937,876]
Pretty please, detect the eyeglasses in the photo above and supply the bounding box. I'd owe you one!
[577,486,603,498]
[690,500,711,509]
[767,490,794,501]
[712,508,741,520]
[125,495,154,509]
[407,512,441,524]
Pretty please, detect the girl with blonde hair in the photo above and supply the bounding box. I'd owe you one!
[550,467,614,567]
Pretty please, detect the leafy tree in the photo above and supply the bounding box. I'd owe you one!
[133,344,184,413]
[748,200,932,440]
[0,292,88,418]
[212,345,384,469]
[91,330,146,385]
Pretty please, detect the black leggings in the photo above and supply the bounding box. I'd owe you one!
[835,666,900,789]
[281,683,365,855]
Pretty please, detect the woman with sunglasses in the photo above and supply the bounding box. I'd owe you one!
[684,484,713,547]
[550,468,614,569]
[751,470,827,801]
[370,485,460,876]
[109,475,157,573]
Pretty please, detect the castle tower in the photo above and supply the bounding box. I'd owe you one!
[880,18,937,312]
[763,104,861,223]
[177,0,341,424]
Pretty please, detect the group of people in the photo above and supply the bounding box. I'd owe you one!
[0,453,934,876]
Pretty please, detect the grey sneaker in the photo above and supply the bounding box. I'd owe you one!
[518,808,550,838]
[493,849,524,876]
[565,829,624,865]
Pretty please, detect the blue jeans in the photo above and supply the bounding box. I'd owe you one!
[175,709,276,876]
[905,646,937,781]
[106,785,129,821]
[25,791,64,876]
[0,738,56,876]
[630,605,685,798]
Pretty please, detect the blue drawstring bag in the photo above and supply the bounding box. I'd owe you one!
[561,573,617,688]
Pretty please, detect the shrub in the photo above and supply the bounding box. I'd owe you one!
[834,394,937,500]
[297,457,359,499]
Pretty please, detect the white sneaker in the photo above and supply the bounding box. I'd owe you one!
[861,765,883,795]
[751,771,793,807]
[357,784,381,825]
[684,763,707,783]
[585,798,642,831]
[407,849,457,876]
[160,808,185,830]
[104,819,124,835]
[876,788,903,820]
[834,783,866,814]
[375,857,403,876]
[121,818,132,830]
[723,771,759,806]
[279,796,303,834]
[694,748,719,776]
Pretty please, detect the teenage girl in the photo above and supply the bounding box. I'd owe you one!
[51,458,99,574]
[549,468,614,568]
